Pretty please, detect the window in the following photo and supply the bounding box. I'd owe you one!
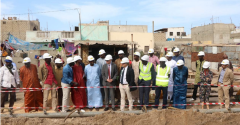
[182,32,186,36]
[144,46,149,53]
[75,26,79,31]
[3,21,6,24]
[169,32,173,36]
[177,32,180,36]
[61,32,74,38]
[37,32,50,37]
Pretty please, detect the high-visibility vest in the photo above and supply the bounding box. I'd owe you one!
[139,62,153,81]
[156,65,170,87]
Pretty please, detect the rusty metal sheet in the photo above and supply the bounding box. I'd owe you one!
[205,53,224,62]
[192,52,224,62]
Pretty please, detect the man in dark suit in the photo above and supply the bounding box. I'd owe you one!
[119,57,136,111]
[102,54,118,111]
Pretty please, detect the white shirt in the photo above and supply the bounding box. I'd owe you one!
[143,65,147,71]
[0,65,20,88]
[120,66,128,84]
[108,63,112,79]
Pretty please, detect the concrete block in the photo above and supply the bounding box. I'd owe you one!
[225,52,237,60]
[191,61,196,71]
[210,62,218,70]
[185,58,191,69]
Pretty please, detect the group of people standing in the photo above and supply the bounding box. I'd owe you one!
[0,47,234,114]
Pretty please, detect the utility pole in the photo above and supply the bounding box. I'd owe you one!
[75,8,81,40]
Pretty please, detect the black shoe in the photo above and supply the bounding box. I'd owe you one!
[139,107,142,110]
[44,110,47,115]
[112,108,116,111]
[104,107,109,111]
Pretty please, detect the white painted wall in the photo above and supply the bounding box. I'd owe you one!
[166,27,185,41]
[26,31,81,42]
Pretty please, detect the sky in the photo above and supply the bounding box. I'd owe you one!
[1,0,240,34]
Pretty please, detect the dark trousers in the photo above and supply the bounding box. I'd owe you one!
[139,80,151,108]
[103,82,115,108]
[192,85,199,100]
[100,77,105,100]
[5,92,16,101]
[57,88,63,110]
[1,85,16,110]
[154,86,168,109]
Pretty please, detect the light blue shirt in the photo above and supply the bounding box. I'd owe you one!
[96,58,106,70]
[218,69,226,83]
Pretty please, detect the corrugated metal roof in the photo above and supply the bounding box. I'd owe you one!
[74,40,137,46]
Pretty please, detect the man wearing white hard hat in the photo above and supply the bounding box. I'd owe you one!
[172,47,185,62]
[217,59,234,109]
[84,55,103,111]
[148,49,159,70]
[172,60,188,109]
[102,54,118,111]
[139,55,155,111]
[54,58,63,111]
[0,56,20,114]
[199,61,213,109]
[72,56,87,113]
[39,53,58,114]
[20,57,43,113]
[114,50,125,104]
[96,49,107,98]
[154,57,170,109]
[165,52,177,102]
[61,57,78,112]
[131,52,141,103]
[190,51,205,101]
[119,57,136,111]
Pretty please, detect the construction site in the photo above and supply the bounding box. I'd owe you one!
[1,1,240,124]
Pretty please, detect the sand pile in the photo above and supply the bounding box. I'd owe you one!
[2,109,240,125]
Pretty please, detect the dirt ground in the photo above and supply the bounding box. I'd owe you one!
[2,109,240,125]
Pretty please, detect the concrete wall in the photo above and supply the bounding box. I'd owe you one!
[80,25,108,41]
[191,23,235,44]
[109,32,154,52]
[109,25,148,33]
[1,20,40,42]
[26,31,81,42]
[154,33,166,42]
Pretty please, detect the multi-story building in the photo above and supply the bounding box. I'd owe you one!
[0,17,40,42]
[154,27,190,41]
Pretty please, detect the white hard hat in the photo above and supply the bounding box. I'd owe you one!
[148,49,154,54]
[121,57,129,63]
[202,61,210,68]
[141,55,149,61]
[221,59,229,65]
[23,57,31,63]
[88,55,95,61]
[166,52,174,57]
[98,49,106,55]
[74,56,82,62]
[55,58,63,64]
[134,52,140,57]
[176,60,184,66]
[173,48,180,52]
[105,54,113,61]
[118,50,124,54]
[67,57,75,64]
[5,56,12,61]
[197,51,205,56]
[159,57,168,62]
[42,53,52,59]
